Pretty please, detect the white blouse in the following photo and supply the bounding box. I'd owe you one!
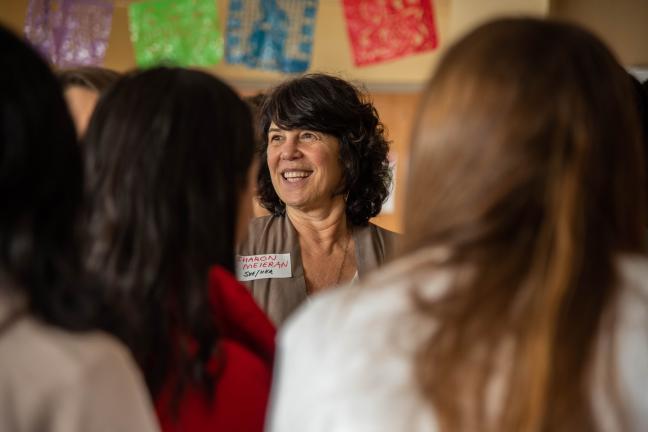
[268,250,648,432]
[0,285,160,432]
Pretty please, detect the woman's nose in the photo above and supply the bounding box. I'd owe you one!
[280,136,302,160]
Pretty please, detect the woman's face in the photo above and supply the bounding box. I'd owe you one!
[266,122,343,212]
[64,85,99,137]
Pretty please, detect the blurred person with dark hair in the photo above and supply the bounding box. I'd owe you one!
[83,67,275,432]
[58,66,119,136]
[630,74,648,231]
[269,18,648,432]
[0,25,158,432]
[244,92,271,218]
[238,74,396,326]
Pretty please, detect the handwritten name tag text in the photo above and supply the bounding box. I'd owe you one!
[236,253,292,281]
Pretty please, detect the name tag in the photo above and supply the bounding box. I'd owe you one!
[236,253,292,281]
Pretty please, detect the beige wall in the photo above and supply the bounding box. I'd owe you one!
[449,0,549,40]
[0,0,550,233]
[3,0,645,230]
[550,0,648,66]
[0,0,446,88]
[1,0,550,88]
[370,92,421,232]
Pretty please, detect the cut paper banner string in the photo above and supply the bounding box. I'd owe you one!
[226,0,317,73]
[24,0,114,67]
[128,0,223,68]
[342,0,438,67]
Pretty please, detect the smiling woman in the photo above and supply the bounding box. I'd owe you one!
[237,74,397,326]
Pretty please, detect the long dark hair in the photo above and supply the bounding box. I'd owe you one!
[404,18,644,431]
[630,74,648,213]
[0,25,108,331]
[83,68,256,398]
[257,74,391,226]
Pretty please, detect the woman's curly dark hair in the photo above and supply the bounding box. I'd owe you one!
[257,74,392,226]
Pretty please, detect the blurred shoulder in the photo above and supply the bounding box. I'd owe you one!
[0,314,134,384]
[270,249,445,432]
[0,315,158,432]
[281,247,450,349]
[593,254,648,431]
[616,254,648,325]
[617,254,648,295]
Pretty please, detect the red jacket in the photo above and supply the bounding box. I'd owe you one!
[155,266,276,432]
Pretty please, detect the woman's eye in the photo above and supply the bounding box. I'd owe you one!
[300,132,318,141]
[269,135,283,143]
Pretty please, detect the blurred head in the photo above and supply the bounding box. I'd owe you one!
[58,66,120,136]
[406,18,644,431]
[83,67,256,394]
[0,26,99,328]
[406,19,643,256]
[257,73,391,225]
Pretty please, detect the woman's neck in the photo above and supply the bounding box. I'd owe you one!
[286,199,349,254]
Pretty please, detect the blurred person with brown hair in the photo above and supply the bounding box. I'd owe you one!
[58,66,119,136]
[268,18,648,432]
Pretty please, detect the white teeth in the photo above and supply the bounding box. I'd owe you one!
[283,171,311,179]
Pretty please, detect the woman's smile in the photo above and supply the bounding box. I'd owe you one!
[281,169,313,183]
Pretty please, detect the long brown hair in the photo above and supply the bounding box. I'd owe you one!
[404,18,645,431]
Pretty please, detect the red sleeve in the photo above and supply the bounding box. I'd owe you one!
[157,340,272,432]
[208,266,276,365]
